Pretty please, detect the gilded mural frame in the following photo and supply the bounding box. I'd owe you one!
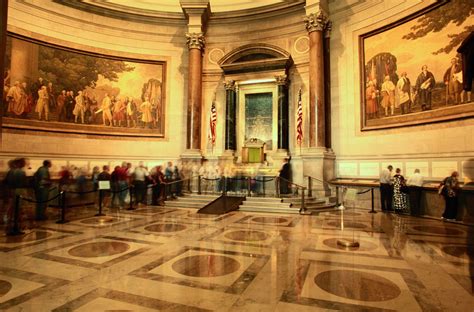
[359,0,474,131]
[3,32,167,138]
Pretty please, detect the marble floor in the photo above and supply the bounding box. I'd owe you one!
[0,206,473,311]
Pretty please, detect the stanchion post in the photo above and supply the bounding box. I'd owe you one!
[57,191,69,224]
[198,176,202,195]
[369,188,377,213]
[262,178,266,197]
[96,190,105,216]
[276,177,280,197]
[247,177,251,197]
[308,177,313,198]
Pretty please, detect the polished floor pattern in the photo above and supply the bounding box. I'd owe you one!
[0,206,473,311]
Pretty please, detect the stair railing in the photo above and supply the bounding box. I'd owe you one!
[275,176,307,213]
[304,175,334,198]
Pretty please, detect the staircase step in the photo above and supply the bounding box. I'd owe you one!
[239,206,300,214]
[244,197,283,203]
[241,202,291,208]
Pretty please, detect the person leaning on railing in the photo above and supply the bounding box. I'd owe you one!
[406,169,424,216]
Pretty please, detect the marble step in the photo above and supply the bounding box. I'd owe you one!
[240,201,292,208]
[238,205,300,214]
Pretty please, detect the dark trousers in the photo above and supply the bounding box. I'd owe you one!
[442,196,458,220]
[35,187,49,219]
[408,186,423,216]
[134,181,146,205]
[152,184,163,205]
[380,183,393,211]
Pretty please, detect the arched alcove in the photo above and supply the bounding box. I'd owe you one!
[218,43,292,74]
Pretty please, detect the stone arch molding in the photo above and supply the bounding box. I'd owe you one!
[218,43,293,74]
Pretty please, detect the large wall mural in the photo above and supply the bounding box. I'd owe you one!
[360,1,474,130]
[2,34,166,137]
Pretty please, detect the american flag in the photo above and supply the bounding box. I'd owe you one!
[210,101,217,145]
[296,89,303,146]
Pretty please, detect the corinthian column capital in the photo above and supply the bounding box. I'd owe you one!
[185,32,205,50]
[224,80,236,91]
[304,11,329,33]
[275,75,289,86]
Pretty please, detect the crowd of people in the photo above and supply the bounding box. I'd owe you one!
[0,159,187,234]
[379,165,461,221]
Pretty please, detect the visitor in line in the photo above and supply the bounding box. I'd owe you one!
[379,165,393,212]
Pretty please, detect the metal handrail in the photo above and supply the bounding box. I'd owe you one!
[276,176,307,214]
[304,175,334,198]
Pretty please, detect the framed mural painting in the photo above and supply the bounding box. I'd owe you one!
[359,0,474,131]
[2,33,166,137]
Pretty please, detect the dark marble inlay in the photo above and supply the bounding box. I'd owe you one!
[412,225,464,236]
[172,255,240,277]
[0,280,12,297]
[0,231,52,244]
[322,238,378,252]
[68,242,130,258]
[224,230,269,242]
[441,245,474,258]
[80,217,118,225]
[251,217,289,224]
[144,223,187,233]
[326,221,367,229]
[329,211,363,217]
[314,270,401,301]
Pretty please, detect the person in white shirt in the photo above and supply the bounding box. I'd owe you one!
[133,162,149,206]
[407,169,424,216]
[379,165,393,212]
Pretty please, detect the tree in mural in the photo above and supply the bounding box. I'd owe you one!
[402,1,474,54]
[38,46,134,93]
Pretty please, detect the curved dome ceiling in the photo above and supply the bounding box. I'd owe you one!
[81,0,293,14]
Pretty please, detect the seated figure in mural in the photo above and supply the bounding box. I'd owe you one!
[73,90,86,123]
[381,76,396,116]
[444,57,463,105]
[35,85,50,121]
[396,72,412,114]
[415,65,435,111]
[6,81,27,117]
[365,80,378,119]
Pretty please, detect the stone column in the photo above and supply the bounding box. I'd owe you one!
[304,11,328,148]
[224,80,236,151]
[185,32,205,150]
[276,75,289,150]
[10,38,39,84]
[324,21,332,149]
[0,0,8,138]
